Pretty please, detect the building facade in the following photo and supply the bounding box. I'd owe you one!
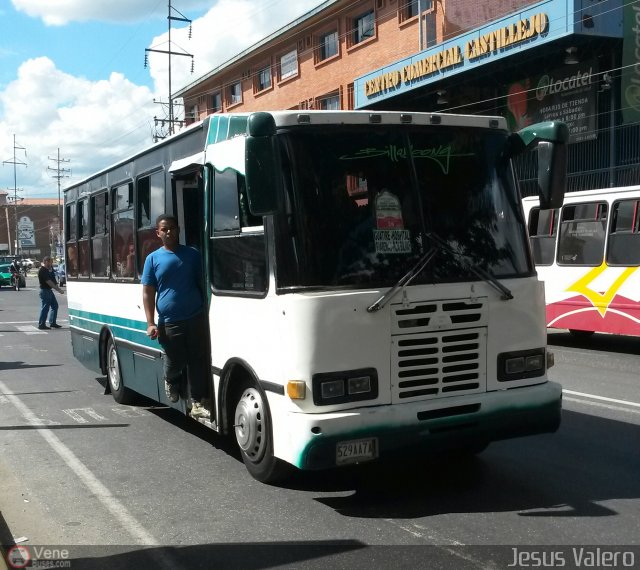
[0,192,63,261]
[177,0,640,195]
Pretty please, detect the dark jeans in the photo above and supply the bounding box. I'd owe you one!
[39,288,58,327]
[158,311,209,402]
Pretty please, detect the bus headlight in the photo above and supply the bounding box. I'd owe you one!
[497,348,546,382]
[312,368,378,406]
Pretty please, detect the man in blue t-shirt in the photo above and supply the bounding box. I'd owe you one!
[141,214,210,419]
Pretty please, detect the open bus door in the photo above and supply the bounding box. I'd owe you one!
[171,166,216,424]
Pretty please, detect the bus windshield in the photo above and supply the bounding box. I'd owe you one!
[275,125,531,290]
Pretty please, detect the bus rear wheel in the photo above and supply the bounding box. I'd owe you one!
[233,385,288,484]
[106,337,136,405]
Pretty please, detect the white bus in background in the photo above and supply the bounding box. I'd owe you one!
[64,110,568,483]
[524,185,640,338]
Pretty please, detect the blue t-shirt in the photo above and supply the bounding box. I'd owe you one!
[141,245,203,324]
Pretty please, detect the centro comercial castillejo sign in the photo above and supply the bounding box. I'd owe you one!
[353,0,624,109]
[364,13,549,97]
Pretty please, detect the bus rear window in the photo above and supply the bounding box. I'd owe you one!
[557,201,607,266]
[607,199,640,265]
[528,207,558,265]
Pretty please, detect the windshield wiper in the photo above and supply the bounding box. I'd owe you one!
[366,247,438,313]
[426,233,513,301]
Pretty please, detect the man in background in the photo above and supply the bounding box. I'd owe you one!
[37,256,64,330]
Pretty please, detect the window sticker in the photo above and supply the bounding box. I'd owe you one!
[374,229,411,254]
[375,190,404,229]
[373,191,411,253]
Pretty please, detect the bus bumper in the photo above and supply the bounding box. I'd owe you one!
[283,381,562,471]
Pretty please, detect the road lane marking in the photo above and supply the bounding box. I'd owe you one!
[563,389,640,409]
[0,381,179,569]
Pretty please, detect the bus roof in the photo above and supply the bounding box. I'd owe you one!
[522,184,640,206]
[65,110,508,194]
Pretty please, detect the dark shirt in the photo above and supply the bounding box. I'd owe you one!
[38,266,56,289]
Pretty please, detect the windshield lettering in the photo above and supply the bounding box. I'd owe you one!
[339,144,473,174]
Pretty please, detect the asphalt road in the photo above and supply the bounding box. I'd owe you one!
[1,277,639,569]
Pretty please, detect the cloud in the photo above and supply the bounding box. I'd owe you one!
[11,0,211,26]
[0,1,326,198]
[0,57,155,198]
[147,0,326,98]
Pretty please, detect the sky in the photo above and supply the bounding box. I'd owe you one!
[0,0,325,201]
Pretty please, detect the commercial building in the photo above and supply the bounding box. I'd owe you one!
[0,192,62,260]
[176,0,639,195]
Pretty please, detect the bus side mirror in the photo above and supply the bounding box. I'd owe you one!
[245,112,280,216]
[514,121,569,210]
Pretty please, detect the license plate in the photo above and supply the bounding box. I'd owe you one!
[336,437,378,466]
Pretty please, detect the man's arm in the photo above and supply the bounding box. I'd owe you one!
[142,284,158,340]
[46,278,64,294]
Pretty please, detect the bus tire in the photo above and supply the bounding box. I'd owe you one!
[106,337,137,405]
[233,384,288,484]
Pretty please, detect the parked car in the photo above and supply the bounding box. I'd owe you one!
[0,263,12,287]
[54,263,66,286]
[21,258,35,269]
[0,262,25,288]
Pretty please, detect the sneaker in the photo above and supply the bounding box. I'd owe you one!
[49,323,62,329]
[164,380,180,403]
[38,325,50,330]
[190,401,210,419]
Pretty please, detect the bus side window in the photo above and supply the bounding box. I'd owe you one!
[65,202,78,279]
[557,201,607,266]
[607,199,640,266]
[90,192,109,278]
[210,168,266,294]
[136,171,164,274]
[77,199,90,278]
[528,207,558,265]
[111,182,135,280]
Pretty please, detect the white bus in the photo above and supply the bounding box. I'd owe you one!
[523,185,640,338]
[65,110,567,483]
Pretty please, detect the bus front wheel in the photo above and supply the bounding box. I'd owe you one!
[233,385,288,484]
[106,337,136,405]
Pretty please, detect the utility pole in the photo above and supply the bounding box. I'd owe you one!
[145,0,194,140]
[2,135,27,256]
[48,149,71,261]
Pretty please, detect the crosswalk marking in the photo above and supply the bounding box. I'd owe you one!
[63,408,108,424]
[15,325,47,335]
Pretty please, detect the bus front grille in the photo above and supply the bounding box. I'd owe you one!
[391,299,488,403]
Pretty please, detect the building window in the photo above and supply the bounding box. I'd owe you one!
[211,92,222,112]
[279,49,298,81]
[425,10,436,48]
[318,91,341,110]
[227,81,242,106]
[255,65,272,93]
[400,0,419,21]
[318,30,339,62]
[351,9,375,46]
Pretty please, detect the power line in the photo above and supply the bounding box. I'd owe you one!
[47,149,71,220]
[145,0,194,140]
